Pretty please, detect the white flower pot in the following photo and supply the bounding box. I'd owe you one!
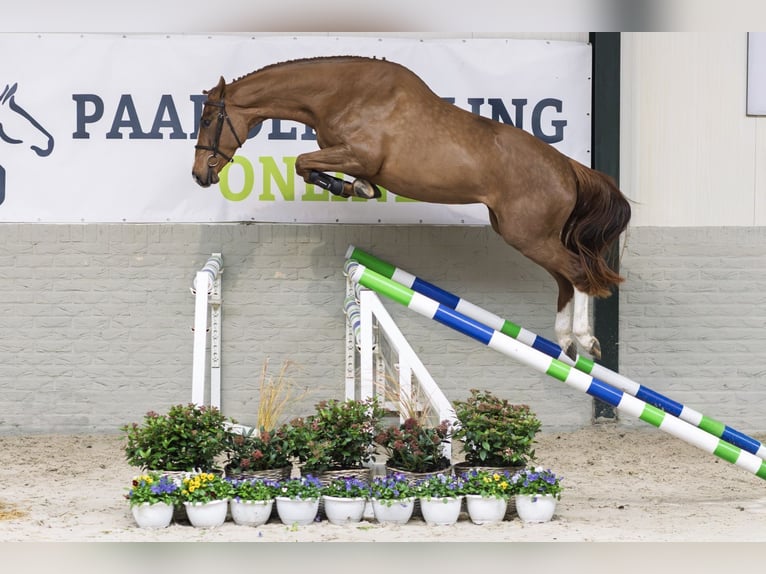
[465,494,508,525]
[275,496,320,526]
[514,494,557,523]
[131,502,174,529]
[371,497,415,525]
[230,499,273,527]
[419,496,463,526]
[322,496,367,525]
[183,499,229,528]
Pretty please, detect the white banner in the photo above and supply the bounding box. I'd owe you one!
[0,34,591,223]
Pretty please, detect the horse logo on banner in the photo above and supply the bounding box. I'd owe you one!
[0,82,55,205]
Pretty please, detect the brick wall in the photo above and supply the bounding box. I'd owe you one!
[2,223,764,437]
[619,227,766,432]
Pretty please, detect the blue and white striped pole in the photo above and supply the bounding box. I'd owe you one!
[346,245,766,461]
[345,258,766,481]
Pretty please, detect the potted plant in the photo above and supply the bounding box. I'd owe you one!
[291,398,385,481]
[376,418,452,477]
[125,472,180,529]
[452,389,541,471]
[121,403,232,473]
[460,468,512,524]
[227,477,279,527]
[320,476,371,525]
[368,472,418,524]
[224,423,294,481]
[510,467,563,523]
[274,475,323,526]
[179,472,234,528]
[414,472,465,526]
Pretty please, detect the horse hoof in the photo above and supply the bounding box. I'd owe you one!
[564,343,578,362]
[353,178,382,199]
[590,339,602,360]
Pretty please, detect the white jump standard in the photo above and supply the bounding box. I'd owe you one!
[344,257,766,482]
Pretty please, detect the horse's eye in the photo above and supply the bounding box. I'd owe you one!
[202,119,212,128]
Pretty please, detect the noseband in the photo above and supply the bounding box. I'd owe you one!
[195,99,245,166]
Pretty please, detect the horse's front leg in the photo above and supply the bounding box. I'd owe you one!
[296,146,381,199]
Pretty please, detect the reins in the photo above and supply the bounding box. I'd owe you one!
[194,99,244,166]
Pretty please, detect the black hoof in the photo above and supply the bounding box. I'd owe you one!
[565,343,578,362]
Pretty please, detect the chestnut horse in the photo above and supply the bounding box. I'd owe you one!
[191,56,631,360]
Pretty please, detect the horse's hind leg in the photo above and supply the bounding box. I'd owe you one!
[573,288,601,359]
[552,274,601,361]
[552,273,577,360]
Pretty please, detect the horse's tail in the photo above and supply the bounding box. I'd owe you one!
[562,159,631,297]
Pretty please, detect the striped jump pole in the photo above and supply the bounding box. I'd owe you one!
[344,259,766,481]
[346,245,766,461]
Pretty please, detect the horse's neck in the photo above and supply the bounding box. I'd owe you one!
[228,63,327,128]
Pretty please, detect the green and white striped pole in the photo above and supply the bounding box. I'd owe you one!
[345,258,766,481]
[346,245,766,461]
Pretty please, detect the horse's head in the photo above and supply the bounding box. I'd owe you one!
[192,77,248,187]
[0,83,54,157]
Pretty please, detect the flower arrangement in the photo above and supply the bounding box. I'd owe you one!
[510,467,563,500]
[375,418,452,473]
[121,403,233,471]
[290,398,385,472]
[125,472,180,506]
[461,469,513,499]
[320,476,370,499]
[414,472,464,500]
[369,472,417,506]
[224,423,293,474]
[227,477,279,502]
[276,475,323,501]
[179,472,234,504]
[452,389,541,467]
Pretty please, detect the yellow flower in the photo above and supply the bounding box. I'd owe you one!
[492,473,500,481]
[500,481,508,490]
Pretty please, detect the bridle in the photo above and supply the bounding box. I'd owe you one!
[194,98,245,167]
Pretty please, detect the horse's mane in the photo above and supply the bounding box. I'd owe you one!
[231,55,382,84]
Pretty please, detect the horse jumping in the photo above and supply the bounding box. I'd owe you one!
[191,56,631,360]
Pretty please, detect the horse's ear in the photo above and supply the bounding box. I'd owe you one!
[203,77,226,98]
[1,83,17,104]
